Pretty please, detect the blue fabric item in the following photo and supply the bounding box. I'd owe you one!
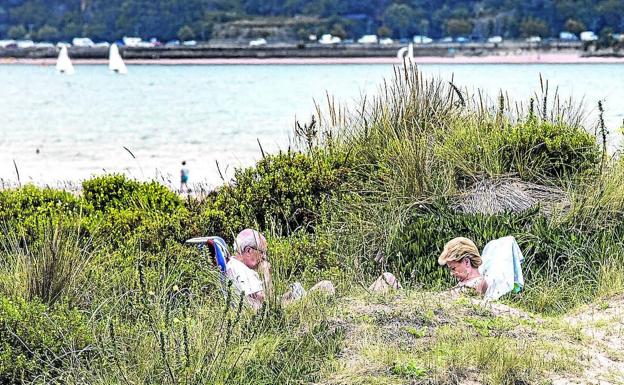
[185,236,230,273]
[210,236,229,273]
[479,236,525,301]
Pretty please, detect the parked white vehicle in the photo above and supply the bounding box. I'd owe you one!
[249,38,267,46]
[357,34,378,44]
[379,37,394,45]
[17,40,35,48]
[487,36,503,43]
[319,34,341,44]
[413,35,433,44]
[72,37,94,47]
[122,36,142,47]
[526,36,541,43]
[580,31,598,42]
[559,32,578,41]
[34,42,55,48]
[182,40,197,46]
[0,39,17,48]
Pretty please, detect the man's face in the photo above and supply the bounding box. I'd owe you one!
[243,242,267,270]
[446,258,471,282]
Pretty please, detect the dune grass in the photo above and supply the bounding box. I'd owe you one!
[1,64,624,384]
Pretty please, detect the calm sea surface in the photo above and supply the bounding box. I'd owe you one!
[1,63,623,188]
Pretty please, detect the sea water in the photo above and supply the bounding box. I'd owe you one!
[0,63,622,188]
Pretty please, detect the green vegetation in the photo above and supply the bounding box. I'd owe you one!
[2,65,624,383]
[1,0,623,42]
[324,292,586,385]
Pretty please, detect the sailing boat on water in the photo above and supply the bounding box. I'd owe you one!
[396,43,414,61]
[56,46,75,74]
[109,43,128,74]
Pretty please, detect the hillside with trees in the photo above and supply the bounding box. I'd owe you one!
[0,0,622,42]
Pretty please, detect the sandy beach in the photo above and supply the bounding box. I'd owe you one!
[1,52,623,65]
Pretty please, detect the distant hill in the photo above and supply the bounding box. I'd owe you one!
[0,0,622,42]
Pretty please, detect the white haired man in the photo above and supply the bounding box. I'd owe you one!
[225,229,273,309]
[225,228,402,309]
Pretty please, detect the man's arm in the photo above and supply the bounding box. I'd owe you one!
[258,261,273,300]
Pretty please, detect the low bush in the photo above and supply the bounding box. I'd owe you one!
[502,119,599,180]
[0,184,86,221]
[0,297,91,384]
[440,119,600,184]
[203,149,350,237]
[83,174,182,213]
[89,208,193,252]
[268,230,345,290]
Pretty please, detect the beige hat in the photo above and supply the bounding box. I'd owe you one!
[438,237,482,268]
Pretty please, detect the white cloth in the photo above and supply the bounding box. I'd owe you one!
[479,236,525,301]
[225,258,263,295]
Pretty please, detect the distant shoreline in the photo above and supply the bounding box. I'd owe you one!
[2,53,624,65]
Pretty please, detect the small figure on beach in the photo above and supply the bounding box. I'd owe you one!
[438,236,524,301]
[225,228,402,310]
[180,160,190,193]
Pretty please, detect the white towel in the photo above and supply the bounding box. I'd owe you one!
[478,236,525,301]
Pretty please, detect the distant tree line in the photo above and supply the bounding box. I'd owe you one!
[0,0,622,42]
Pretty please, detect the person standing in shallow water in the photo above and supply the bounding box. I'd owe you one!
[180,161,190,193]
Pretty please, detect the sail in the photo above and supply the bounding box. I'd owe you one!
[396,43,414,61]
[56,46,75,75]
[109,44,128,74]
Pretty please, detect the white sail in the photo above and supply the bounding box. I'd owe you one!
[109,44,128,74]
[396,43,414,61]
[56,46,75,74]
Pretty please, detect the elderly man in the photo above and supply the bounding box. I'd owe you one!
[226,228,402,309]
[225,229,273,309]
[226,228,336,309]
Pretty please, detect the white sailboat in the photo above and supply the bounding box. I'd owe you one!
[396,43,414,61]
[56,46,75,74]
[109,43,128,74]
[397,43,414,61]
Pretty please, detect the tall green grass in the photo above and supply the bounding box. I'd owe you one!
[1,64,623,383]
[304,63,621,314]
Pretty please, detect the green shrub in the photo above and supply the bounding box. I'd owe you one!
[441,119,600,184]
[268,230,345,289]
[88,208,192,252]
[386,203,599,284]
[203,149,349,237]
[502,119,600,180]
[0,297,91,384]
[388,203,542,287]
[0,184,87,222]
[82,174,182,213]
